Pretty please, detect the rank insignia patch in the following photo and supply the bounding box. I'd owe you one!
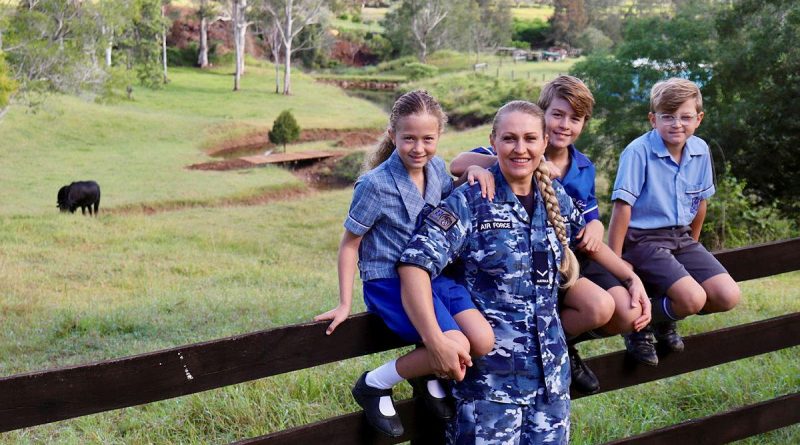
[427,206,458,231]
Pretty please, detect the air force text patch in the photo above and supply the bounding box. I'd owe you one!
[427,206,458,231]
[478,220,512,232]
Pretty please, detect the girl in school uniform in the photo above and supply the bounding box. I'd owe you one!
[315,90,495,438]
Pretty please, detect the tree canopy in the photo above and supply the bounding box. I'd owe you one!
[572,1,800,218]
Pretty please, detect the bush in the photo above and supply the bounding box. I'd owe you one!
[512,18,550,49]
[576,27,613,55]
[0,53,18,109]
[329,151,366,183]
[166,42,199,67]
[405,73,541,129]
[701,165,798,249]
[268,110,301,153]
[402,62,438,80]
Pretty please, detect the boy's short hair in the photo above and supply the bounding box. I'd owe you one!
[650,78,703,113]
[538,75,595,121]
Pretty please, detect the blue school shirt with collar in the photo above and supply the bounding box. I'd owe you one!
[469,145,600,222]
[344,150,454,281]
[611,129,715,229]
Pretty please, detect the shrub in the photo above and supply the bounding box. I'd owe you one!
[406,73,541,129]
[0,53,18,110]
[402,62,438,80]
[268,110,301,153]
[329,151,366,183]
[701,165,798,249]
[166,42,199,67]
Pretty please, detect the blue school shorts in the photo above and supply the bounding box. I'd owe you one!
[363,275,476,343]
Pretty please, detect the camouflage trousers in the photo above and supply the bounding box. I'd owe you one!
[446,395,570,445]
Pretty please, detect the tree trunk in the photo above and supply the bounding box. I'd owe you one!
[162,5,168,84]
[238,21,247,75]
[274,62,280,94]
[102,25,112,67]
[198,16,209,68]
[282,0,293,95]
[233,0,242,91]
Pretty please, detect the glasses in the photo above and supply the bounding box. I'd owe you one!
[656,113,698,126]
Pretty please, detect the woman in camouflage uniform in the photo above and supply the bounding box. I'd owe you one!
[398,101,645,444]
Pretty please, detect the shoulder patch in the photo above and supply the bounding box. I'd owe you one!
[426,206,458,231]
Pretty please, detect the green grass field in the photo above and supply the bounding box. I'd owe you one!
[0,65,385,216]
[511,5,554,22]
[0,62,798,444]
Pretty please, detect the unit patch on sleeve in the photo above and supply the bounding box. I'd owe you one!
[532,251,551,285]
[426,206,458,231]
[478,220,512,232]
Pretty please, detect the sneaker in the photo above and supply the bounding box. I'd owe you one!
[654,321,685,352]
[409,376,455,420]
[568,345,600,394]
[351,372,404,438]
[623,326,658,366]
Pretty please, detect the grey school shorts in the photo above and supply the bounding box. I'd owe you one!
[622,226,728,296]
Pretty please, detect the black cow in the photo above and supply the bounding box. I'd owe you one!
[57,181,101,216]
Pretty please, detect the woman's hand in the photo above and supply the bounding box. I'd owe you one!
[426,335,472,381]
[313,303,351,335]
[464,165,495,201]
[576,219,604,253]
[625,275,652,331]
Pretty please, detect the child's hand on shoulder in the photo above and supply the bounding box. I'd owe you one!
[314,303,351,335]
[465,165,495,201]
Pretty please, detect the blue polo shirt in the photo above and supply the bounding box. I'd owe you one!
[611,129,715,229]
[469,145,600,222]
[345,150,453,281]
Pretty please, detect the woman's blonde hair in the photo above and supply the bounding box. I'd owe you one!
[363,89,447,171]
[492,100,580,288]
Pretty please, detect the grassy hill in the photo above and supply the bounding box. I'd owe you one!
[0,65,386,216]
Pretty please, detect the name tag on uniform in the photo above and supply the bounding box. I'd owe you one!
[478,220,512,231]
[533,251,550,285]
[427,206,458,231]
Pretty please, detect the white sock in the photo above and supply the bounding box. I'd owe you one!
[426,379,447,399]
[378,396,396,416]
[365,359,403,390]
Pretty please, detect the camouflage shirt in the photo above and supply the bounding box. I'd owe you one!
[400,164,584,403]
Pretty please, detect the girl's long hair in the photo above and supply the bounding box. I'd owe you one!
[491,100,580,288]
[363,89,447,171]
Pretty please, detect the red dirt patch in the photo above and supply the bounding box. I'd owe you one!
[187,158,255,171]
[206,128,382,159]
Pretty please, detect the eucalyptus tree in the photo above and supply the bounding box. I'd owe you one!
[259,0,328,95]
[3,0,105,95]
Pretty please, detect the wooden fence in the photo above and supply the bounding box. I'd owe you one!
[2,238,799,444]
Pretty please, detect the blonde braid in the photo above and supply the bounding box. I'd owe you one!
[534,161,579,288]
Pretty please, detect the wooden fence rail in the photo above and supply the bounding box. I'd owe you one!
[1,238,799,442]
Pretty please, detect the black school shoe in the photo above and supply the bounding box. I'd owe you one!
[351,372,404,438]
[623,326,659,366]
[654,320,685,352]
[568,345,600,394]
[409,376,455,420]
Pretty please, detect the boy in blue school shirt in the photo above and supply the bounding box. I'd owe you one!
[607,78,741,366]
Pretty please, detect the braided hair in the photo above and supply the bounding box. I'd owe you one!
[491,100,579,288]
[363,89,447,171]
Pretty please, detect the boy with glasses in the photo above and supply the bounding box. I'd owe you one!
[607,78,741,366]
